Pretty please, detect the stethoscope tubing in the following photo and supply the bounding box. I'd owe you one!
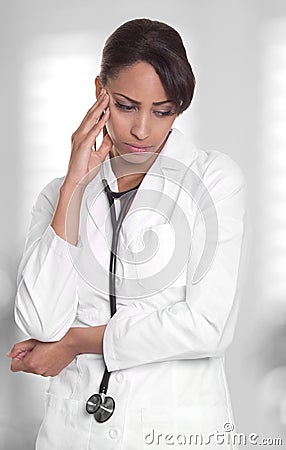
[86,178,139,421]
[104,178,138,318]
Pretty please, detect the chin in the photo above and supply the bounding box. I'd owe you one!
[119,150,157,165]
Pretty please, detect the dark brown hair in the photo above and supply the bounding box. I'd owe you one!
[99,18,196,115]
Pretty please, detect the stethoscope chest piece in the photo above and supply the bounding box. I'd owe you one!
[86,393,115,423]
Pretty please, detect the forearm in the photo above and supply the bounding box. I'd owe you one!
[65,325,107,355]
[51,181,85,246]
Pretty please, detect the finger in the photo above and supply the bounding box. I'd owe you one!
[76,94,109,136]
[13,351,29,360]
[70,102,109,163]
[83,95,110,134]
[7,339,36,358]
[88,88,107,113]
[96,132,113,157]
[83,107,111,150]
[11,358,28,372]
[11,354,44,375]
[8,339,36,357]
[88,133,113,172]
[73,107,110,160]
[7,348,22,358]
[84,92,108,124]
[79,89,107,121]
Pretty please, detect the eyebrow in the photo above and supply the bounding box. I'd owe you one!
[113,92,174,106]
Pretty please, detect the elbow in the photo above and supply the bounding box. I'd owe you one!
[185,302,236,358]
[14,278,77,342]
[200,327,234,358]
[14,294,71,342]
[14,304,63,342]
[204,338,230,358]
[188,314,234,358]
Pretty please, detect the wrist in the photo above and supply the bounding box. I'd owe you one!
[63,328,81,356]
[63,326,107,356]
[60,179,86,198]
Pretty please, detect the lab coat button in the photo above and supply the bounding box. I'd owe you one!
[115,371,124,383]
[109,428,120,439]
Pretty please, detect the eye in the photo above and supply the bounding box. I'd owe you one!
[154,110,176,117]
[114,101,176,117]
[114,101,135,112]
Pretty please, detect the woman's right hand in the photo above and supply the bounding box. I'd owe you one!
[64,88,112,189]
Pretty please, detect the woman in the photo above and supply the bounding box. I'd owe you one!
[8,18,246,449]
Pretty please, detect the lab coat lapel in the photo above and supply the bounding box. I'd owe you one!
[121,128,197,248]
[120,160,166,248]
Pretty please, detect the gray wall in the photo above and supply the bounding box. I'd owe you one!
[1,1,286,448]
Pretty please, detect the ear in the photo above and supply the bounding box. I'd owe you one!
[95,76,103,99]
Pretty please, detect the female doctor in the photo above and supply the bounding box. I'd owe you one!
[8,18,247,449]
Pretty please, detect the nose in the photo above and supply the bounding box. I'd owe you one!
[130,111,151,141]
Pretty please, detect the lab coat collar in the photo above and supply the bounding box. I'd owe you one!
[159,127,197,170]
[85,128,198,248]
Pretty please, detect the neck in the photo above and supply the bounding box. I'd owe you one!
[109,148,158,187]
[108,129,172,187]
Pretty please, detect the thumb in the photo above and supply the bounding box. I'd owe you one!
[88,133,113,177]
[97,133,113,158]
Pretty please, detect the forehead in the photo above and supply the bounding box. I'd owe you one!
[106,61,168,101]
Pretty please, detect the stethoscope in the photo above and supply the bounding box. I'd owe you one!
[86,177,141,423]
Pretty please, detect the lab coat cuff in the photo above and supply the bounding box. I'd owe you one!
[42,224,83,260]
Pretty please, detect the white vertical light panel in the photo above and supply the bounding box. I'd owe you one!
[257,18,286,429]
[19,32,103,227]
[257,20,286,323]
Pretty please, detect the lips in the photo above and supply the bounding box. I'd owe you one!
[124,143,153,153]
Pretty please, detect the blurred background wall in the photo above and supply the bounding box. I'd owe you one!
[1,0,286,448]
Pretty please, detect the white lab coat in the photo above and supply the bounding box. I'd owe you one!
[14,128,247,449]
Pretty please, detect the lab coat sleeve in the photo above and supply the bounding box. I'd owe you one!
[14,177,82,342]
[103,154,247,371]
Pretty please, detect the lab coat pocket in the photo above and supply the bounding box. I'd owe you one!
[35,393,91,450]
[141,406,234,449]
[135,223,188,292]
[46,358,80,399]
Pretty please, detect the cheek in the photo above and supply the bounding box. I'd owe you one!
[154,119,175,140]
[106,109,129,139]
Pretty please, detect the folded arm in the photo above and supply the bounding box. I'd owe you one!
[8,325,106,376]
[14,178,82,342]
[103,156,248,371]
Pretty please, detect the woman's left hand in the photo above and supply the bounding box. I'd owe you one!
[7,336,77,377]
